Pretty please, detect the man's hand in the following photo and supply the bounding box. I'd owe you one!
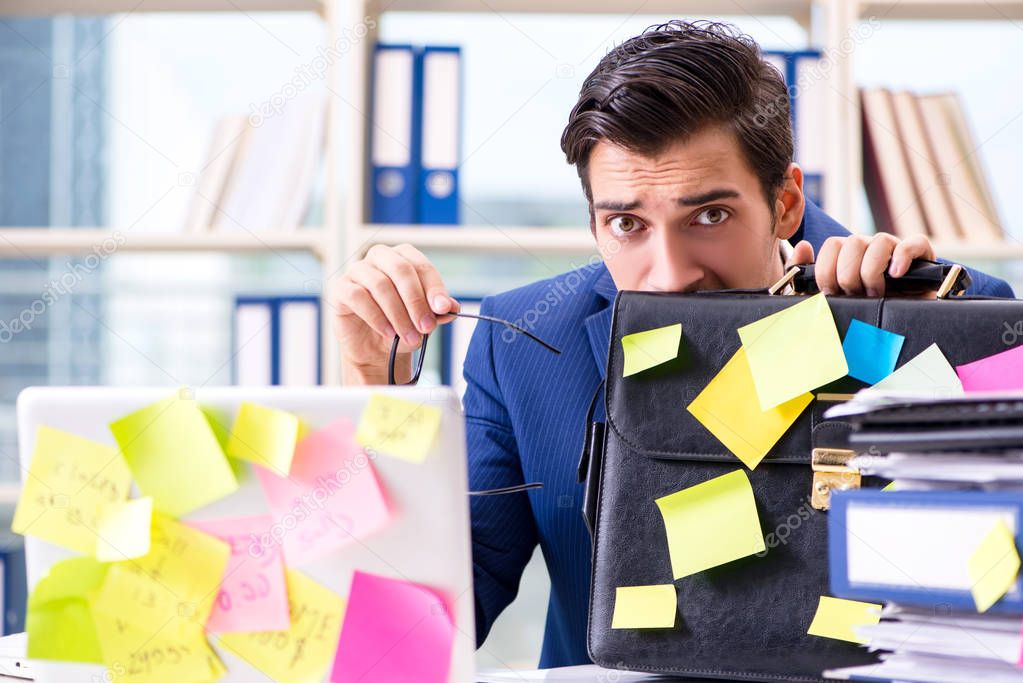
[331,244,459,385]
[785,233,935,297]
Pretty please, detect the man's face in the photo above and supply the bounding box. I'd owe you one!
[588,125,803,293]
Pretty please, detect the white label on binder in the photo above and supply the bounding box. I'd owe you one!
[279,301,319,386]
[421,51,460,170]
[235,304,272,386]
[372,49,414,167]
[846,503,1019,592]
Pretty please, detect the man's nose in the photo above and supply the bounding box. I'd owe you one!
[644,231,704,293]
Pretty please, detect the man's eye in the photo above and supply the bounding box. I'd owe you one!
[608,216,642,236]
[695,207,729,225]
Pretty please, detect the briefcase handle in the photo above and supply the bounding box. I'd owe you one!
[768,259,972,298]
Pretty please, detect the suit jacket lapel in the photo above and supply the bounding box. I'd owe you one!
[583,265,617,381]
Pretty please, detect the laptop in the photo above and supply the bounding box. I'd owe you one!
[16,385,475,683]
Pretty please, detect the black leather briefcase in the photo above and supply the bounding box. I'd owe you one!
[580,262,1023,682]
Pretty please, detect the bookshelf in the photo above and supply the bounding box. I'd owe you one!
[5,0,1022,389]
[0,0,345,386]
[345,0,1023,263]
[838,0,1023,252]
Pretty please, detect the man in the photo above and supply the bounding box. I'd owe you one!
[332,20,1014,668]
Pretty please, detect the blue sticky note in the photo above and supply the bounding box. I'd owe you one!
[842,319,905,385]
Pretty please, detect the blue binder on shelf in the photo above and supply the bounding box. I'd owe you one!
[370,44,422,224]
[416,45,462,225]
[829,488,1023,614]
[764,49,825,209]
[233,296,321,386]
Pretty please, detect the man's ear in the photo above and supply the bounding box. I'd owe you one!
[773,162,805,241]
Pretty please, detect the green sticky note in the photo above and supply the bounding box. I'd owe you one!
[807,595,881,643]
[26,557,108,663]
[868,343,964,397]
[655,469,765,579]
[109,393,238,517]
[738,293,848,411]
[968,519,1021,613]
[611,584,677,629]
[227,402,301,475]
[621,323,684,377]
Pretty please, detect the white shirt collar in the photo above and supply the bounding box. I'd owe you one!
[779,238,795,267]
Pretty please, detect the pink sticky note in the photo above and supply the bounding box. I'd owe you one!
[188,515,290,633]
[956,345,1023,392]
[255,418,390,567]
[330,571,454,683]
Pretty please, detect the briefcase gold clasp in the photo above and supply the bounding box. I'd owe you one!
[810,447,860,511]
[768,266,801,296]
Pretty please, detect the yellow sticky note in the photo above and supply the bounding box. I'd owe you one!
[93,513,230,636]
[968,519,1021,613]
[94,497,152,562]
[622,323,683,377]
[356,394,442,463]
[226,402,301,475]
[738,293,848,411]
[807,595,881,643]
[26,557,108,663]
[12,425,132,556]
[218,569,346,683]
[611,584,677,629]
[109,393,239,517]
[881,481,896,492]
[92,610,224,683]
[687,346,812,469]
[655,470,765,580]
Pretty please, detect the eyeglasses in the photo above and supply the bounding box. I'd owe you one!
[387,311,562,385]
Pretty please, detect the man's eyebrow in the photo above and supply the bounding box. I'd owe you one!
[592,199,641,212]
[593,189,740,212]
[677,188,740,206]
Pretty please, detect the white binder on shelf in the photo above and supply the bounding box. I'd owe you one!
[233,299,273,386]
[233,296,321,386]
[441,298,481,399]
[765,50,827,209]
[278,298,320,387]
[792,51,826,209]
[417,46,462,225]
[370,44,420,225]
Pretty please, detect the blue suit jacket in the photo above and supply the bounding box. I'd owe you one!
[462,200,1015,668]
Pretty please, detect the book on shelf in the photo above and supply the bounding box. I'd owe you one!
[184,92,326,234]
[862,87,1004,245]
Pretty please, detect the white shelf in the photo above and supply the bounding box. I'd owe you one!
[375,0,810,16]
[353,225,597,254]
[932,241,1023,262]
[0,0,322,14]
[858,0,1023,20]
[0,228,326,258]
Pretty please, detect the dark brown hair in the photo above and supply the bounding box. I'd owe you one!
[560,20,793,227]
